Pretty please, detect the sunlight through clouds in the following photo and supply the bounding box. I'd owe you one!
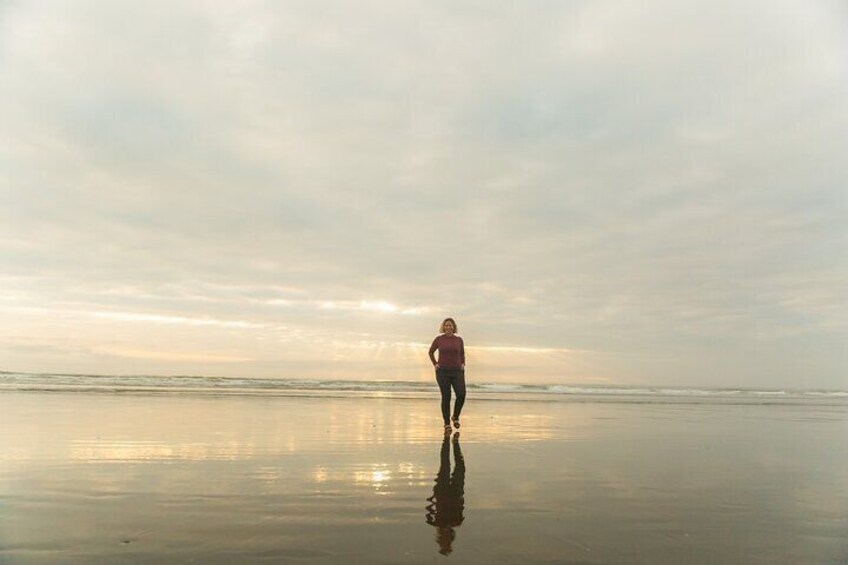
[90,311,264,329]
[1,0,846,387]
[92,346,253,363]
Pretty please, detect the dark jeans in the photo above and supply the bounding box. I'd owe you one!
[436,367,466,425]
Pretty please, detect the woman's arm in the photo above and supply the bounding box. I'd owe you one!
[428,336,440,367]
[460,338,465,368]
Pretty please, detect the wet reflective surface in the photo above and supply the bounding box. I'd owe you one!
[425,434,465,555]
[1,392,847,563]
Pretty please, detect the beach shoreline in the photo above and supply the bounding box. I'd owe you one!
[1,390,846,564]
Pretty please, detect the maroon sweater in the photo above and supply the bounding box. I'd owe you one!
[429,335,465,369]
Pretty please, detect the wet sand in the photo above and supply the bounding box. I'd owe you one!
[1,391,846,564]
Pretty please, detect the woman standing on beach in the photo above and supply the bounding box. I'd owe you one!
[429,318,466,433]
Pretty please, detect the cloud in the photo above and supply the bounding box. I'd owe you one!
[1,0,846,386]
[92,346,253,364]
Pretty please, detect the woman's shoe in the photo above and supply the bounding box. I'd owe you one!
[452,417,460,429]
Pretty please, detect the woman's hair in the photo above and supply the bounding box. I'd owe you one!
[440,318,458,333]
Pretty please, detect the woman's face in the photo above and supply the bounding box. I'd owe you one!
[443,321,455,334]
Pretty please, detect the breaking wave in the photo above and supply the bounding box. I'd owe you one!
[1,371,846,404]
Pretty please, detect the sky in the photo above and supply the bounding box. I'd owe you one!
[1,0,846,388]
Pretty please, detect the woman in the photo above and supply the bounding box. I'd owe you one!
[428,318,466,433]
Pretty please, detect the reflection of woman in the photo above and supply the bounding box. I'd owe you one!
[425,434,465,555]
[428,318,466,433]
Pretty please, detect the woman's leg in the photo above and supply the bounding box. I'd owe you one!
[451,370,466,420]
[435,369,452,425]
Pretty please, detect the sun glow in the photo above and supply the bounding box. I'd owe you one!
[318,299,429,315]
[93,346,252,363]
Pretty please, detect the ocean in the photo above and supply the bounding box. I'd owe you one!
[2,370,846,404]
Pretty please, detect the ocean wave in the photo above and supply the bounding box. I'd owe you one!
[1,371,846,403]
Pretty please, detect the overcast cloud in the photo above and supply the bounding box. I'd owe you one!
[1,0,846,387]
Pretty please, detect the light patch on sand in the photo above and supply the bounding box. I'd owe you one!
[313,466,329,483]
[69,440,255,462]
[353,464,394,495]
[370,469,390,483]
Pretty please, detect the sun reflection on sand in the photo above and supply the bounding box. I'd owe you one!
[3,392,591,473]
[63,404,571,465]
[355,466,393,494]
[308,462,429,494]
[69,440,257,462]
[313,466,329,483]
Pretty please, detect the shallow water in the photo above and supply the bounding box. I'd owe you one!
[1,392,846,563]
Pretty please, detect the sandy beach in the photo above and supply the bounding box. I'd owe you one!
[1,390,846,564]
